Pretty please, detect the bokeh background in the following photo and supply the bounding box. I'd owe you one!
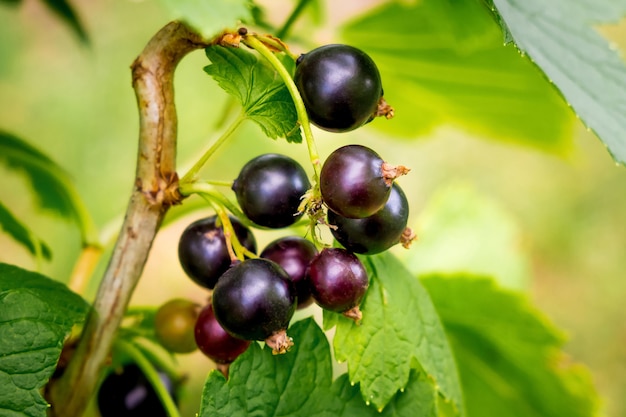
[1,1,625,416]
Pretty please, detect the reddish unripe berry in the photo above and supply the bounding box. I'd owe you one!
[194,302,250,364]
[307,248,369,315]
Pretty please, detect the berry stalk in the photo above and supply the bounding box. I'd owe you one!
[180,111,246,184]
[241,34,321,181]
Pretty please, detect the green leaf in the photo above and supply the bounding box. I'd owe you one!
[0,131,98,245]
[401,182,529,289]
[0,263,89,417]
[199,317,445,416]
[204,45,302,143]
[331,371,439,416]
[487,0,626,165]
[0,200,52,260]
[40,0,89,43]
[341,0,574,153]
[422,275,600,417]
[160,0,253,40]
[200,318,335,416]
[326,252,465,414]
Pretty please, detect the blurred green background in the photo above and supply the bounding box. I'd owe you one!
[1,0,625,416]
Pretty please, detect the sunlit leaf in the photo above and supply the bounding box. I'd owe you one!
[204,45,301,142]
[485,0,626,165]
[423,275,600,417]
[341,0,574,153]
[325,252,465,414]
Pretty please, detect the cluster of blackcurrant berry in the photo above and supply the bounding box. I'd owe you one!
[152,44,412,373]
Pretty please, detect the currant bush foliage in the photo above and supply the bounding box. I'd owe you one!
[0,263,88,417]
[204,46,301,143]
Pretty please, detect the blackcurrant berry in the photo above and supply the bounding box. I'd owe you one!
[194,302,250,365]
[320,145,407,219]
[178,215,256,289]
[97,363,176,417]
[328,183,409,255]
[294,44,383,132]
[154,299,199,354]
[307,248,369,321]
[232,154,311,228]
[212,258,297,353]
[260,236,318,309]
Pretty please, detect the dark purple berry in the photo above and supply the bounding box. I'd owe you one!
[178,215,256,289]
[232,154,311,228]
[328,183,409,254]
[260,236,318,309]
[320,145,393,219]
[212,258,297,353]
[194,302,250,364]
[97,363,177,417]
[307,248,369,315]
[294,44,382,132]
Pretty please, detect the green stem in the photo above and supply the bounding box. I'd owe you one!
[206,179,234,187]
[178,182,252,228]
[180,111,246,184]
[241,35,321,181]
[276,0,314,39]
[179,182,259,260]
[114,339,181,417]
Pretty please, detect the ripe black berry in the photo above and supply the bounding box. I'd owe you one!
[178,215,256,289]
[328,183,409,255]
[154,299,199,354]
[320,145,407,219]
[232,154,311,228]
[307,248,369,321]
[260,236,318,309]
[294,44,382,132]
[97,363,176,417]
[212,258,297,353]
[194,302,250,365]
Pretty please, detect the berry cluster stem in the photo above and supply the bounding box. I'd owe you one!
[241,34,321,181]
[47,22,209,416]
[180,111,246,184]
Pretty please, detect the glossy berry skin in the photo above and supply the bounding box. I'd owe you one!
[194,302,250,364]
[97,363,176,417]
[178,215,256,289]
[212,258,297,341]
[260,236,318,309]
[307,248,369,313]
[328,183,409,255]
[294,44,382,132]
[320,145,391,219]
[154,299,199,354]
[232,154,311,228]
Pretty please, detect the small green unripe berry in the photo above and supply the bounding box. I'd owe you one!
[154,298,199,354]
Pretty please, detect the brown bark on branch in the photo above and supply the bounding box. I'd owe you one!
[47,22,208,416]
